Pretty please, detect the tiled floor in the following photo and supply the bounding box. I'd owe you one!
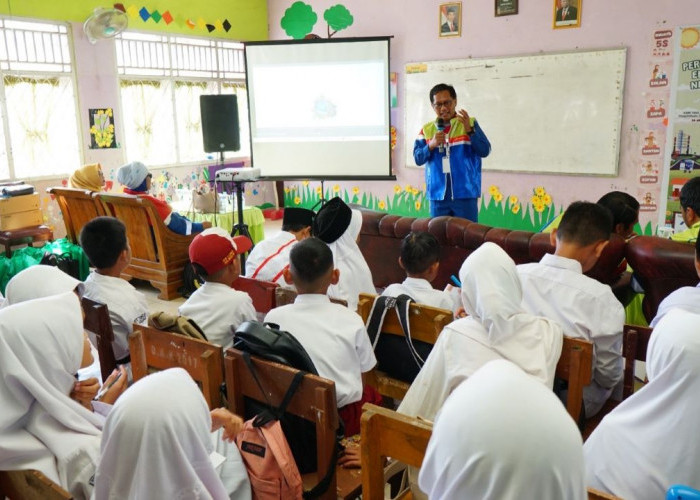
[135,217,283,313]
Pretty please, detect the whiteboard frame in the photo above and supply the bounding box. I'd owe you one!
[404,48,627,177]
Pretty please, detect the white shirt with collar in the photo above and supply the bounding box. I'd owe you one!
[517,253,625,417]
[650,282,700,327]
[83,271,150,360]
[179,281,256,349]
[244,231,297,287]
[264,294,377,408]
[382,277,457,313]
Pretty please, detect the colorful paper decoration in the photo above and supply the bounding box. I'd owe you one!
[151,10,162,23]
[223,19,232,32]
[113,3,126,12]
[138,7,150,21]
[162,11,173,24]
[126,5,139,18]
[281,1,318,39]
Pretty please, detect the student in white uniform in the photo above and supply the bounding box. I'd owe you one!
[93,368,251,500]
[398,242,563,422]
[517,201,625,418]
[313,197,375,310]
[80,217,150,367]
[264,237,379,436]
[650,236,700,327]
[584,308,700,499]
[180,228,256,348]
[245,206,314,287]
[382,231,459,313]
[0,290,125,499]
[420,360,587,500]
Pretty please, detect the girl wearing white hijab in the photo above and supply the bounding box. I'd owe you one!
[419,359,587,500]
[584,308,700,499]
[314,197,375,311]
[0,291,105,499]
[398,241,563,422]
[93,368,251,500]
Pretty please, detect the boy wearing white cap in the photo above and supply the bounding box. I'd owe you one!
[116,161,211,235]
[179,228,256,348]
[245,207,315,287]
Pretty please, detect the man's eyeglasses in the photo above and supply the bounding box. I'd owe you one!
[432,99,454,109]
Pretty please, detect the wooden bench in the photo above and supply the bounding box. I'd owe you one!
[129,324,224,409]
[232,276,278,315]
[96,192,194,300]
[47,187,104,244]
[557,336,594,423]
[81,297,117,381]
[622,324,653,400]
[0,469,72,500]
[356,293,453,401]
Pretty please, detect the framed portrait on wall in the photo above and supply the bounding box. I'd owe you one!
[495,0,518,17]
[439,2,461,38]
[553,0,581,29]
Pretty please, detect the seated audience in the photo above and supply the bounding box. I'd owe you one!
[650,236,700,326]
[93,368,251,500]
[0,287,125,499]
[398,242,563,423]
[313,197,375,310]
[382,231,459,313]
[179,228,256,348]
[69,162,105,191]
[420,360,586,500]
[245,206,314,287]
[672,176,700,242]
[80,217,150,367]
[517,201,624,418]
[584,308,700,499]
[264,237,379,436]
[116,161,211,235]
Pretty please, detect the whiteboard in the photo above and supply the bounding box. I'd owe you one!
[404,48,626,176]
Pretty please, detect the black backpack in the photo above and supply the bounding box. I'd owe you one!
[232,321,340,498]
[365,294,434,383]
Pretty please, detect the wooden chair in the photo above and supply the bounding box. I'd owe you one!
[622,324,653,400]
[0,469,72,500]
[356,293,453,401]
[232,276,278,315]
[81,297,117,382]
[129,324,224,409]
[47,187,105,244]
[96,192,194,300]
[224,348,360,500]
[556,336,594,422]
[360,403,432,500]
[588,487,622,500]
[274,287,349,308]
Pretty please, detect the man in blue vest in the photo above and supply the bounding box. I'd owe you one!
[414,83,491,221]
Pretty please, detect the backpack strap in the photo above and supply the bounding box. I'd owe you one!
[365,295,393,348]
[394,294,426,367]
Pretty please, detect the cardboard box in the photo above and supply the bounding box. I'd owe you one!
[0,193,40,216]
[0,209,43,231]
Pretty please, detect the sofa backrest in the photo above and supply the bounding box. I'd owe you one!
[358,209,626,290]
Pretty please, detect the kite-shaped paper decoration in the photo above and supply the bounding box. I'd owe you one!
[223,19,232,32]
[162,10,173,24]
[138,7,150,21]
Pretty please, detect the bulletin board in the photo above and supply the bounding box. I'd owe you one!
[405,48,627,176]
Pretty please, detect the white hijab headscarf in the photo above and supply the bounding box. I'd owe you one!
[456,242,563,387]
[327,209,375,310]
[2,264,84,307]
[584,308,700,499]
[419,359,587,500]
[93,368,229,500]
[0,291,104,495]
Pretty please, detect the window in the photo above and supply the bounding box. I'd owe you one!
[116,32,248,167]
[0,19,81,180]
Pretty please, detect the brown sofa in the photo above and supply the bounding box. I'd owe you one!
[357,209,626,291]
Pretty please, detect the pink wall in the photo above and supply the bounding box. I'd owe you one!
[267,0,699,229]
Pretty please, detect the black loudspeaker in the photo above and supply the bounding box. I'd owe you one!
[200,94,240,153]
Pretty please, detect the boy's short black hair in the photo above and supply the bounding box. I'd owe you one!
[597,191,640,228]
[557,201,613,247]
[429,83,456,103]
[680,177,700,214]
[401,232,441,275]
[282,223,309,233]
[79,216,128,269]
[289,237,333,286]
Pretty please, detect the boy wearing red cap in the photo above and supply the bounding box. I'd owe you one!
[179,228,256,348]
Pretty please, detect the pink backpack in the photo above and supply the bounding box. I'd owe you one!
[236,417,303,500]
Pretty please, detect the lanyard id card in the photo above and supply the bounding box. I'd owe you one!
[442,142,450,173]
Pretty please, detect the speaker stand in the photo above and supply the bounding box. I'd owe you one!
[230,179,252,269]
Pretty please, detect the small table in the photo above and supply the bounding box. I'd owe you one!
[177,206,265,244]
[0,225,53,257]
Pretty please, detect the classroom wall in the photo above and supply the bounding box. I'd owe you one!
[267,0,699,232]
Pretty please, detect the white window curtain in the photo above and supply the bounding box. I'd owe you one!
[174,80,217,162]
